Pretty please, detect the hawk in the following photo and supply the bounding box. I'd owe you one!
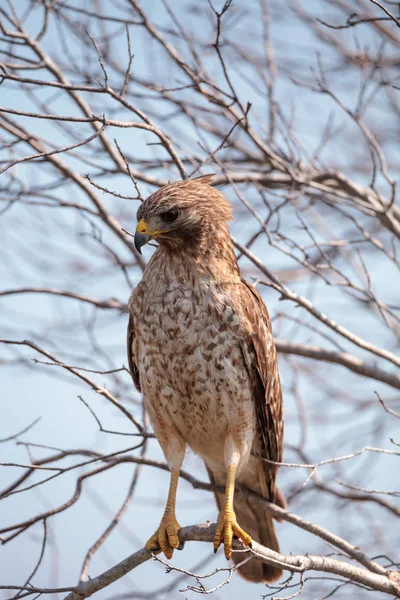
[127,175,284,582]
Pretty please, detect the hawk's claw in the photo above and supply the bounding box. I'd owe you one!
[213,509,252,560]
[145,513,181,560]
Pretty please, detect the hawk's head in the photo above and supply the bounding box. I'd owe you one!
[134,175,233,255]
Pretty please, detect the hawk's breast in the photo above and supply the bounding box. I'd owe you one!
[130,258,257,473]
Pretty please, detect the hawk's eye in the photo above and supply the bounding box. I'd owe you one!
[161,208,179,223]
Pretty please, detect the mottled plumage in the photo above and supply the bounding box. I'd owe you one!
[128,176,284,582]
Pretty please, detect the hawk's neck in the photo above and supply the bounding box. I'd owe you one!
[153,230,240,285]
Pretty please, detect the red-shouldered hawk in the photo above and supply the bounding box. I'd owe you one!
[128,175,284,582]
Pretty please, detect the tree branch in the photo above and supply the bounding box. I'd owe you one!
[57,523,400,600]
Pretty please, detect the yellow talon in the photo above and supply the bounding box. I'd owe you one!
[213,462,252,559]
[145,469,182,560]
[213,508,252,559]
[145,512,181,560]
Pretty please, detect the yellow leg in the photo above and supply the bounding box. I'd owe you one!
[213,463,252,559]
[145,469,181,560]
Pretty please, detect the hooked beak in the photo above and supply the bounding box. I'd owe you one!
[134,219,150,254]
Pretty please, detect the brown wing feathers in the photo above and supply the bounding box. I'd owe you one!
[239,279,284,502]
[127,314,141,392]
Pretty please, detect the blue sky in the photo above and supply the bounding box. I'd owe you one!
[1,1,399,599]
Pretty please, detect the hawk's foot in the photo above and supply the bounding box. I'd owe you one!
[145,513,182,560]
[213,509,252,560]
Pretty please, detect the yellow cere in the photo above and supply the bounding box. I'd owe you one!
[136,219,149,234]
